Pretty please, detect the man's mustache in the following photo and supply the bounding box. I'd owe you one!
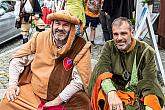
[55,29,66,34]
[116,40,125,43]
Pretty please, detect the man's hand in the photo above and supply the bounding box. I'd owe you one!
[107,91,123,110]
[44,96,63,107]
[5,85,20,102]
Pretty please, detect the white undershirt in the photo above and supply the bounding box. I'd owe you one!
[14,0,21,19]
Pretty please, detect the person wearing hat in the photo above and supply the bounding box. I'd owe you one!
[0,10,92,110]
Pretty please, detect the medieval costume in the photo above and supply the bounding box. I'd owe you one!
[88,38,165,110]
[42,0,54,25]
[14,0,42,43]
[0,10,92,110]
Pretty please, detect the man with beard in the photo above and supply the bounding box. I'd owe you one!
[88,17,164,110]
[0,10,92,110]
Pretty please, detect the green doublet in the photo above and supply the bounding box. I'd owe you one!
[89,39,165,107]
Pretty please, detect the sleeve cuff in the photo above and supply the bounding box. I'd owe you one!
[145,105,153,110]
[101,78,116,94]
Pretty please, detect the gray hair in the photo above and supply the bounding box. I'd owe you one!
[112,17,133,31]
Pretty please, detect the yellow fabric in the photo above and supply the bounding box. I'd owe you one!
[66,0,86,26]
[144,95,162,110]
[97,89,109,110]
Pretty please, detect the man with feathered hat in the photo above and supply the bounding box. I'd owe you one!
[0,10,92,110]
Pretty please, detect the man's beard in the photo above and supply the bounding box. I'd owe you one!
[52,29,69,48]
[53,29,69,41]
[115,40,131,52]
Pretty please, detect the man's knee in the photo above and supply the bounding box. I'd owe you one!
[0,97,12,110]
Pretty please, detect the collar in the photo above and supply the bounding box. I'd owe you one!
[126,37,136,53]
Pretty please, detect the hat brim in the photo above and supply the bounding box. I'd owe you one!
[47,11,80,25]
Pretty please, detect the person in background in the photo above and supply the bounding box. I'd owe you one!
[89,17,164,110]
[65,0,86,37]
[14,0,42,44]
[99,0,135,42]
[84,0,102,45]
[42,0,55,26]
[0,10,92,110]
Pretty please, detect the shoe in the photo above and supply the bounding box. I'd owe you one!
[23,38,28,44]
[91,41,95,45]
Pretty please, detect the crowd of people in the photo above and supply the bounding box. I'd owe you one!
[0,0,165,110]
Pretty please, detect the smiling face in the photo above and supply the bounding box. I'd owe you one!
[112,20,133,52]
[52,20,71,41]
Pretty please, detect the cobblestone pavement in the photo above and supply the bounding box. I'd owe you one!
[0,25,165,99]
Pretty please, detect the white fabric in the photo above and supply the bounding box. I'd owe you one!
[59,67,83,102]
[14,0,21,19]
[9,54,34,86]
[9,54,83,102]
[145,106,153,110]
[44,0,55,10]
[24,0,33,13]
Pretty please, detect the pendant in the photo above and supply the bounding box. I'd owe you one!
[122,71,130,81]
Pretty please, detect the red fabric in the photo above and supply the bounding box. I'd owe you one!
[42,6,52,25]
[91,72,113,110]
[38,100,67,110]
[63,57,73,71]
